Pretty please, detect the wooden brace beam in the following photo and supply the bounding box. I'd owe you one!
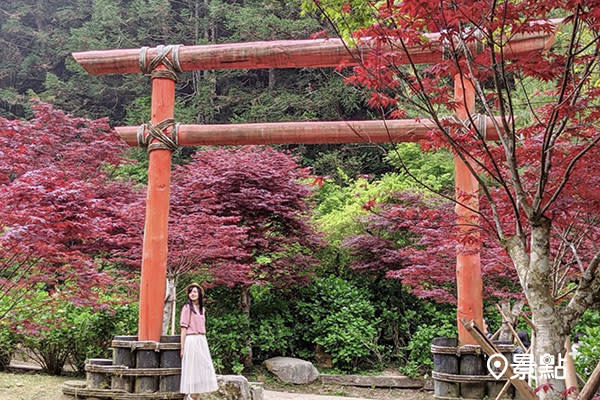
[115,117,503,147]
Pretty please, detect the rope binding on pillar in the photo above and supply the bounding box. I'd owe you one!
[137,119,180,152]
[139,45,183,82]
[447,114,487,140]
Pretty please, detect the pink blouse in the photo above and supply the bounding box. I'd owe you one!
[180,304,206,334]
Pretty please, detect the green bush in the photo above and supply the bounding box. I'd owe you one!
[364,277,433,367]
[294,276,379,371]
[250,285,296,361]
[0,324,16,370]
[399,303,457,377]
[574,310,600,380]
[206,311,249,375]
[574,325,600,380]
[19,303,75,375]
[69,303,138,373]
[10,289,137,375]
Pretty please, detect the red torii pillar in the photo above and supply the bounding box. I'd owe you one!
[453,76,482,344]
[73,25,557,344]
[138,65,176,340]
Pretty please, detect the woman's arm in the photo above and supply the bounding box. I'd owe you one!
[180,327,186,358]
[179,304,190,358]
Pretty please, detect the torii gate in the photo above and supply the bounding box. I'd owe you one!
[73,25,557,346]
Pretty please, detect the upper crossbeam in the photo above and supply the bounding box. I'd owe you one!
[73,20,560,75]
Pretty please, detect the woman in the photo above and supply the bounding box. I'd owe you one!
[180,283,219,399]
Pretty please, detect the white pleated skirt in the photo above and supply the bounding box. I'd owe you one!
[180,334,219,394]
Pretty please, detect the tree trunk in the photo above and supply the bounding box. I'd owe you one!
[162,274,177,336]
[240,286,253,368]
[507,218,566,400]
[498,301,514,342]
[529,218,566,399]
[268,69,275,90]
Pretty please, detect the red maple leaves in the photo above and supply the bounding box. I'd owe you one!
[0,102,143,310]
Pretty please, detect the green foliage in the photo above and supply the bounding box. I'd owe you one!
[295,276,379,370]
[68,303,138,373]
[225,0,320,41]
[0,88,33,120]
[6,288,137,375]
[206,311,249,375]
[310,146,392,186]
[108,148,149,185]
[399,303,457,377]
[0,323,16,371]
[301,0,375,42]
[123,96,151,126]
[313,174,399,243]
[249,285,296,360]
[314,174,417,244]
[574,310,600,380]
[385,143,454,193]
[363,278,436,367]
[313,143,454,245]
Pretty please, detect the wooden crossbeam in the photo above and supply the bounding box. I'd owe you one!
[115,117,503,147]
[72,20,560,75]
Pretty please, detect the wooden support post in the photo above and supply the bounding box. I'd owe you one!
[496,304,527,351]
[454,75,483,345]
[564,338,579,399]
[494,380,513,400]
[578,360,600,400]
[138,65,176,341]
[461,318,537,400]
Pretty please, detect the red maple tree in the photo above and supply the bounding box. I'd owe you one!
[0,102,143,322]
[122,159,250,334]
[176,146,322,365]
[344,192,519,304]
[123,146,322,353]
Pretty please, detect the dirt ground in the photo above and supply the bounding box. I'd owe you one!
[0,369,434,400]
[0,371,73,400]
[264,380,434,400]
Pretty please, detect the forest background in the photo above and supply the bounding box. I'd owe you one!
[0,0,598,383]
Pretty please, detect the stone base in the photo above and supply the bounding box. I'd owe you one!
[62,375,263,400]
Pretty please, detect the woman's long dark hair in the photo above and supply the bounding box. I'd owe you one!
[186,286,204,315]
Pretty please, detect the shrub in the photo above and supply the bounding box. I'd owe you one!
[206,311,249,375]
[69,303,138,373]
[364,277,434,367]
[294,276,379,370]
[574,310,600,380]
[250,285,296,361]
[0,324,16,370]
[399,303,457,377]
[11,289,137,375]
[19,304,74,375]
